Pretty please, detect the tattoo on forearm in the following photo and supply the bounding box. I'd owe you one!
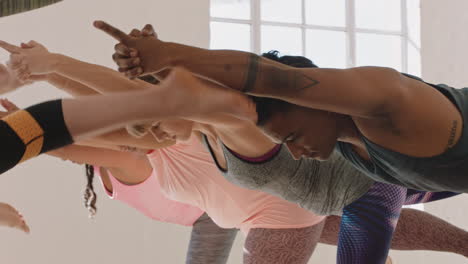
[264,67,320,93]
[295,72,320,91]
[243,54,320,94]
[242,54,259,93]
[447,120,458,148]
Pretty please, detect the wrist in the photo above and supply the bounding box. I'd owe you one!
[48,53,66,73]
[160,41,188,68]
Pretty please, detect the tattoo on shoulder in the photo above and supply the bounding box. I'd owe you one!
[447,120,458,148]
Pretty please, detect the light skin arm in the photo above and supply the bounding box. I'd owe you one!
[2,42,174,150]
[47,144,152,187]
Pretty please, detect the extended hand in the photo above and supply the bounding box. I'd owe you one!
[0,202,30,233]
[94,21,170,79]
[0,98,20,118]
[0,40,55,76]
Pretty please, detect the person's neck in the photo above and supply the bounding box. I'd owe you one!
[336,115,370,159]
[337,115,363,145]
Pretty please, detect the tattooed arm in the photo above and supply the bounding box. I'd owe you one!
[95,21,412,118]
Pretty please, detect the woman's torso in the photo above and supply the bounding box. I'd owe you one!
[147,135,324,233]
[204,134,374,216]
[96,166,204,226]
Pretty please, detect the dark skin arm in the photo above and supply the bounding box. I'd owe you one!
[94,21,463,157]
[94,21,408,118]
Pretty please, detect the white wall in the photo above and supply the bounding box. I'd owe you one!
[412,0,468,263]
[311,2,468,263]
[0,1,213,263]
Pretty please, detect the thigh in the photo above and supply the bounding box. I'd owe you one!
[243,221,325,264]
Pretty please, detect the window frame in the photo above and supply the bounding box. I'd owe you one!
[210,0,421,72]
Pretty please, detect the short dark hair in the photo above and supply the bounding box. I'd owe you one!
[254,51,318,126]
[138,74,160,84]
[261,50,318,68]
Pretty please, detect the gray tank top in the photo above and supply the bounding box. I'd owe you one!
[337,74,468,193]
[202,135,374,216]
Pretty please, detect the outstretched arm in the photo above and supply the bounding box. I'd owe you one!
[48,144,150,173]
[94,21,409,118]
[0,67,242,174]
[1,41,174,150]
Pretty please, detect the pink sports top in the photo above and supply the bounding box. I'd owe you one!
[95,166,204,226]
[147,135,325,234]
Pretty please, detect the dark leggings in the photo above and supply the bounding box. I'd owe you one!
[338,182,460,264]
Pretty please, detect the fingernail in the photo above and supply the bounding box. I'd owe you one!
[133,58,140,64]
[130,51,137,57]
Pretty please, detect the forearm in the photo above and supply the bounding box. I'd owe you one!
[161,44,402,116]
[45,73,171,150]
[50,53,148,94]
[61,76,193,142]
[0,73,187,174]
[159,43,260,91]
[45,73,98,96]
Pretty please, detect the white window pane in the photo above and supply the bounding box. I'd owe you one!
[356,0,401,31]
[407,42,421,77]
[306,29,347,68]
[210,22,251,52]
[305,0,346,27]
[407,0,421,47]
[261,0,302,23]
[356,33,402,71]
[261,26,302,55]
[210,0,250,20]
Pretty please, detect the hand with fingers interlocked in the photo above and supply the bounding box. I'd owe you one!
[94,21,173,79]
[0,61,38,95]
